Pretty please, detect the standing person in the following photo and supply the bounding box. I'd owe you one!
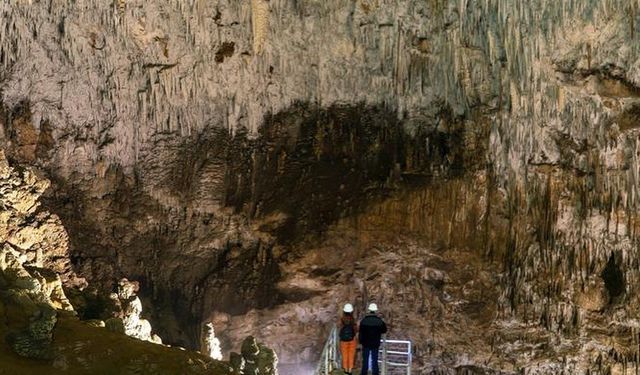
[359,303,387,375]
[339,303,358,375]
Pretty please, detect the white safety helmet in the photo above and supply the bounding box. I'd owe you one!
[368,303,378,312]
[343,303,354,313]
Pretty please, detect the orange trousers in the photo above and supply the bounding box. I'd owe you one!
[340,339,357,370]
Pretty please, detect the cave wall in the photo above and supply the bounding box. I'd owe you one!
[3,0,640,373]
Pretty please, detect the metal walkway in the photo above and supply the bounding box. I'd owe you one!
[315,325,412,375]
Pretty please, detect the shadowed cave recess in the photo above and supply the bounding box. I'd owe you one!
[3,0,640,374]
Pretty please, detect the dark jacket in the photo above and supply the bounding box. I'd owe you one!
[358,313,387,348]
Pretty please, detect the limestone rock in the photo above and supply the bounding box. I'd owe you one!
[241,336,278,375]
[0,151,74,280]
[230,351,245,374]
[201,322,223,360]
[0,245,73,312]
[25,266,74,311]
[6,303,57,359]
[241,336,260,360]
[106,278,162,344]
[0,131,252,374]
[5,1,640,374]
[255,343,278,375]
[576,278,608,312]
[0,154,77,359]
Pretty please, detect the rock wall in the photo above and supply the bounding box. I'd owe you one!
[0,149,72,360]
[3,0,640,373]
[0,147,278,374]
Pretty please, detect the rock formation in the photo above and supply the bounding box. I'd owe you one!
[231,336,278,375]
[201,322,223,360]
[0,149,73,281]
[0,149,73,359]
[105,277,163,344]
[3,0,640,374]
[0,143,276,374]
[1,242,60,360]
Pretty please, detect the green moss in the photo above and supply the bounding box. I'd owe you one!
[0,316,233,375]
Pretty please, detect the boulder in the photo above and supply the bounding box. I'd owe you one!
[230,351,245,374]
[6,303,57,359]
[240,336,278,375]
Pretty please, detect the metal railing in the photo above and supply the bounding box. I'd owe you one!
[315,325,340,375]
[315,326,412,375]
[378,339,412,375]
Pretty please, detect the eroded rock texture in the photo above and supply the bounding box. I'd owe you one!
[3,0,640,374]
[0,143,259,374]
[104,277,163,344]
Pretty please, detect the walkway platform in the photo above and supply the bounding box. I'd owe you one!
[316,325,412,375]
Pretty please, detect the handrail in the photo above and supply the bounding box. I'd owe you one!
[315,326,413,375]
[379,338,412,375]
[314,325,340,375]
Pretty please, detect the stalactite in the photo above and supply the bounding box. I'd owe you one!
[3,0,640,372]
[251,0,269,55]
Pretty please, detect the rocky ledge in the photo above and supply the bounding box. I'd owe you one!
[0,150,277,374]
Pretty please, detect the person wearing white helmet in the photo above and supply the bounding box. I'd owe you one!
[358,303,387,375]
[338,303,358,375]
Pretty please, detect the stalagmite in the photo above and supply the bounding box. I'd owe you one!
[201,322,223,360]
[105,278,163,344]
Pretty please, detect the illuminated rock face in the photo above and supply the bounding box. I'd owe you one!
[0,141,268,374]
[2,0,640,374]
[201,322,223,361]
[0,150,70,359]
[0,151,71,277]
[0,150,74,310]
[105,278,163,344]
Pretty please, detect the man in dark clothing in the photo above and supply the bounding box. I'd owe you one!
[359,303,387,375]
